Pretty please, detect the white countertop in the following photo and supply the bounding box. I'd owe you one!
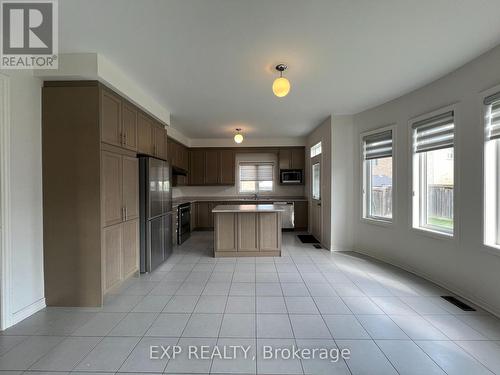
[212,204,286,213]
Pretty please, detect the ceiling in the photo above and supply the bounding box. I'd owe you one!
[59,0,500,139]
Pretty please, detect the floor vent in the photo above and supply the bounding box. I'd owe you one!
[313,244,322,249]
[441,296,476,311]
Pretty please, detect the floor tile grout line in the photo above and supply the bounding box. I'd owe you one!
[292,254,353,375]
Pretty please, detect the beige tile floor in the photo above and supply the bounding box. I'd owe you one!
[1,231,500,374]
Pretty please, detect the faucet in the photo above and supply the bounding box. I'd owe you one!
[253,193,258,200]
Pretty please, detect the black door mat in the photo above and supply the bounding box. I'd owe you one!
[441,296,476,311]
[297,234,319,243]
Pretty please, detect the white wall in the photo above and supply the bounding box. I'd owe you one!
[331,115,354,251]
[173,152,305,198]
[351,45,500,316]
[0,71,44,328]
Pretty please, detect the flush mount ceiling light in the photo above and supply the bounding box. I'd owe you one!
[234,128,244,144]
[272,64,291,98]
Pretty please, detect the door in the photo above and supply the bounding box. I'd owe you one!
[162,160,172,213]
[163,212,173,260]
[205,150,219,185]
[122,219,139,278]
[122,102,138,151]
[100,89,122,147]
[189,149,205,185]
[137,113,154,155]
[102,223,122,292]
[311,158,322,242]
[148,158,164,218]
[195,202,210,228]
[219,150,235,185]
[291,148,305,169]
[148,216,164,272]
[279,149,291,169]
[101,151,123,227]
[122,156,139,220]
[154,126,166,159]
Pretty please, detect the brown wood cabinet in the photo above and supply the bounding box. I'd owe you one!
[137,112,154,155]
[189,149,206,185]
[100,89,140,152]
[294,201,308,230]
[188,148,235,186]
[100,89,122,147]
[205,150,219,185]
[194,201,211,229]
[121,102,138,151]
[279,147,305,170]
[219,149,235,185]
[42,81,141,307]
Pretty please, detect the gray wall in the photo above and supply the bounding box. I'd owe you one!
[351,45,500,316]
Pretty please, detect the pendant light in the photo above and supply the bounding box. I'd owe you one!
[234,128,244,144]
[272,64,291,97]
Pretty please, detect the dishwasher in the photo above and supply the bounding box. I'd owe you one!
[273,202,294,230]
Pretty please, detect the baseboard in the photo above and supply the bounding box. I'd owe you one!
[10,297,46,327]
[352,247,500,318]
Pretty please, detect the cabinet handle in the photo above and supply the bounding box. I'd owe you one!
[125,207,128,221]
[123,132,127,146]
[122,207,125,221]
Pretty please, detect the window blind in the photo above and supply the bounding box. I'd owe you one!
[363,130,393,160]
[484,92,500,141]
[412,111,454,153]
[239,163,274,181]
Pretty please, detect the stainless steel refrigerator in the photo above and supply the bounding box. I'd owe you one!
[139,157,173,273]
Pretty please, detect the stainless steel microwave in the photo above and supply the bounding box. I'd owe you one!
[280,169,303,184]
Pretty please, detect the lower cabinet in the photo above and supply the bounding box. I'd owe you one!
[237,213,259,251]
[294,201,308,230]
[259,213,281,251]
[214,211,282,257]
[102,218,139,293]
[214,213,237,252]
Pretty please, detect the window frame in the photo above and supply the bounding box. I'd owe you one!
[482,87,500,252]
[360,124,396,226]
[237,161,275,195]
[409,104,459,241]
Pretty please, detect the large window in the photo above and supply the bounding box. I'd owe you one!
[239,162,274,193]
[484,92,500,248]
[412,111,455,235]
[362,130,393,221]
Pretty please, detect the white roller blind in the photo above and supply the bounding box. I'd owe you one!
[363,130,393,160]
[484,92,500,141]
[413,111,454,153]
[239,163,274,181]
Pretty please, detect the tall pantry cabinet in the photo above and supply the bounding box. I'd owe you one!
[42,81,166,307]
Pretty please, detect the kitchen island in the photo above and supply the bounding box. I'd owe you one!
[212,204,284,257]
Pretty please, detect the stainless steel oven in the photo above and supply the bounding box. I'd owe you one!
[280,169,303,184]
[177,203,191,244]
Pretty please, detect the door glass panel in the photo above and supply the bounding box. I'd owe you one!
[312,163,320,200]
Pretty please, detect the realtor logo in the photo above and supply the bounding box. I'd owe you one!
[1,0,58,69]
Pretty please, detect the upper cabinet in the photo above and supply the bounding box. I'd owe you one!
[188,148,236,186]
[279,147,305,170]
[189,149,205,185]
[137,112,154,155]
[100,86,167,157]
[121,102,138,151]
[100,89,122,148]
[219,149,235,185]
